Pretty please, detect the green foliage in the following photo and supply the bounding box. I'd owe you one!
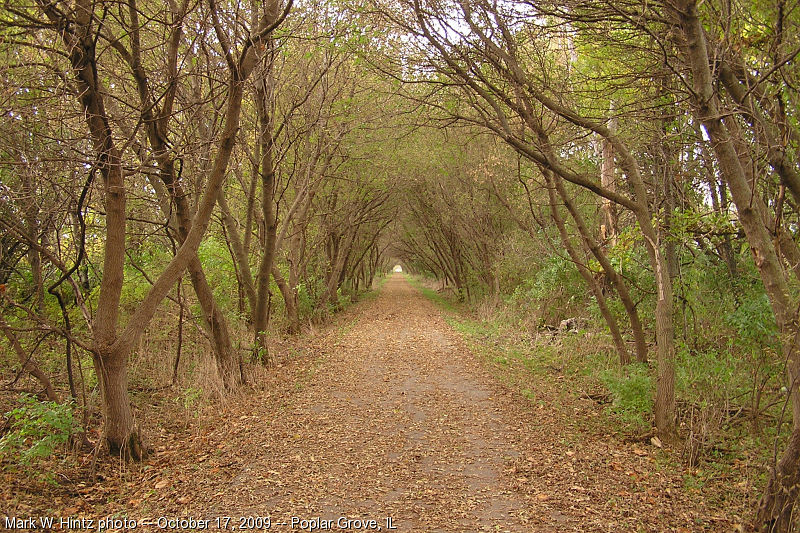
[599,364,653,431]
[507,253,584,324]
[181,387,203,412]
[676,348,740,406]
[726,292,778,350]
[252,337,269,365]
[295,280,315,317]
[121,243,171,305]
[0,394,77,474]
[197,237,239,313]
[669,209,736,244]
[585,225,640,278]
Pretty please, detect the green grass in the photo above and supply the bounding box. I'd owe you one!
[405,275,460,312]
[410,275,654,436]
[598,363,653,432]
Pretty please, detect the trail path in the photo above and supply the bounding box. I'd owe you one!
[146,274,726,531]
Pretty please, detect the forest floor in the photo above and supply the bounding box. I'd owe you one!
[5,274,742,531]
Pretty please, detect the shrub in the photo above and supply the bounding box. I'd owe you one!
[0,394,78,474]
[507,254,584,326]
[599,363,653,431]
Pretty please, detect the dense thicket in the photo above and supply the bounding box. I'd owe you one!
[1,0,799,529]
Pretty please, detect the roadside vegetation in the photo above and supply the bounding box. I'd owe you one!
[409,265,783,517]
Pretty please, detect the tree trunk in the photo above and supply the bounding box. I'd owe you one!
[46,0,137,455]
[187,257,240,388]
[272,265,300,333]
[544,173,630,365]
[757,428,800,532]
[22,173,44,313]
[252,30,279,365]
[694,121,738,279]
[92,348,146,459]
[652,262,676,440]
[39,0,291,459]
[124,0,241,390]
[320,230,356,309]
[217,189,257,313]
[599,106,618,248]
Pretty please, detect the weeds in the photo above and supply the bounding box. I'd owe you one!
[413,271,781,489]
[599,364,653,432]
[0,394,78,481]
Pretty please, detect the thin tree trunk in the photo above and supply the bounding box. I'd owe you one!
[172,277,184,385]
[551,174,648,364]
[600,105,618,248]
[272,265,300,333]
[0,317,59,402]
[544,173,629,364]
[22,173,44,313]
[187,258,239,386]
[252,27,279,365]
[319,230,356,309]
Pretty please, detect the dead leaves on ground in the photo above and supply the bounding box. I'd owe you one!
[4,278,737,530]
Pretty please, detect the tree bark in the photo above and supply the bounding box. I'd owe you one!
[600,106,618,248]
[252,22,280,365]
[758,428,800,532]
[544,173,630,365]
[272,265,300,333]
[92,347,146,459]
[147,174,241,390]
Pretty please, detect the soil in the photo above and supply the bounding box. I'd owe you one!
[4,274,738,531]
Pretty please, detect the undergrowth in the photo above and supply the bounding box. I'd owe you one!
[0,393,78,482]
[411,273,776,512]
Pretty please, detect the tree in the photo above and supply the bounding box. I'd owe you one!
[3,0,292,458]
[667,1,800,527]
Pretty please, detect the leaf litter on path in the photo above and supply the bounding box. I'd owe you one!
[6,275,729,531]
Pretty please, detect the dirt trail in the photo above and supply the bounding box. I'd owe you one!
[219,274,532,531]
[150,274,725,531]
